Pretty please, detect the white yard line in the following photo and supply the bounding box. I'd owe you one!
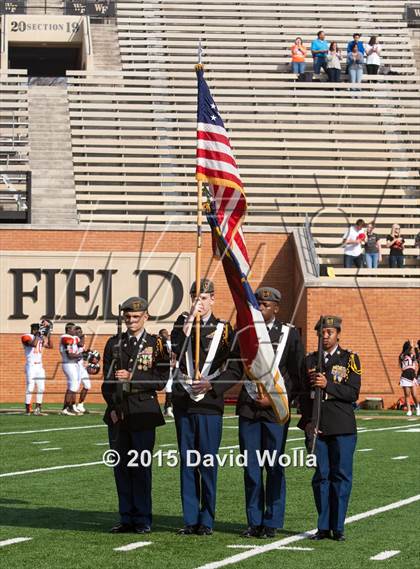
[114,541,152,552]
[0,537,32,548]
[194,495,420,569]
[32,441,50,444]
[392,456,408,460]
[226,545,313,551]
[40,447,62,451]
[357,449,373,452]
[159,443,176,447]
[370,550,401,561]
[0,461,102,478]
[0,425,106,436]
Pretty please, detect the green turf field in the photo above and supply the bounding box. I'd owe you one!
[1,405,419,569]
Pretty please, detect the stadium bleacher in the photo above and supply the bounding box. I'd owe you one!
[0,0,419,274]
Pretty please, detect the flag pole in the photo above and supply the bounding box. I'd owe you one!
[194,40,204,381]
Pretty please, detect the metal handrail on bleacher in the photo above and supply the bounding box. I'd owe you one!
[0,171,32,223]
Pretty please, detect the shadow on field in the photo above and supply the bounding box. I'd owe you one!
[0,504,302,536]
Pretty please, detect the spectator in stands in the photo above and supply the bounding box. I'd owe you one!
[398,340,419,417]
[365,36,382,75]
[363,222,382,268]
[414,231,420,263]
[311,31,329,76]
[342,218,365,268]
[347,45,364,88]
[347,33,365,56]
[386,224,405,268]
[290,37,307,74]
[326,41,342,82]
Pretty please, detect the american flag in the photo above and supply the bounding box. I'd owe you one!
[195,66,289,423]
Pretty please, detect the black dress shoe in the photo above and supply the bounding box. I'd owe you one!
[177,525,197,535]
[261,526,276,538]
[310,530,331,540]
[241,526,261,538]
[134,525,151,534]
[196,525,213,536]
[110,522,133,533]
[332,532,345,541]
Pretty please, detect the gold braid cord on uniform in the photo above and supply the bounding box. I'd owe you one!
[348,353,362,375]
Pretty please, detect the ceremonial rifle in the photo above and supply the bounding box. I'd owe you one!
[310,315,324,454]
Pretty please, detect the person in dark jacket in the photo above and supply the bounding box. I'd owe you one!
[171,278,242,536]
[102,296,169,534]
[298,316,361,542]
[236,286,304,538]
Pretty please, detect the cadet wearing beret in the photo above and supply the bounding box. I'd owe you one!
[236,286,304,539]
[102,296,170,535]
[171,279,243,536]
[298,316,361,542]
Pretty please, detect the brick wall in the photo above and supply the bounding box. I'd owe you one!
[0,229,417,408]
[0,229,295,404]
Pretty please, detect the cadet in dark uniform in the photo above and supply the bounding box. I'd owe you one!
[102,296,169,534]
[171,279,242,536]
[298,316,361,542]
[236,286,304,538]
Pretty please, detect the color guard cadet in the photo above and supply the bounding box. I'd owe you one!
[298,316,361,542]
[236,286,304,538]
[171,279,242,536]
[102,296,169,534]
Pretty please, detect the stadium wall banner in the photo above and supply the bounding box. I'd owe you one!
[0,251,194,333]
[0,0,26,15]
[65,0,115,17]
[5,15,84,40]
[405,3,420,26]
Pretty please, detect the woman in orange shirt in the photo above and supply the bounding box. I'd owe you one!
[291,37,307,74]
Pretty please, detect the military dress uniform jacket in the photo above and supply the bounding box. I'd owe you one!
[298,346,361,436]
[102,331,169,431]
[170,313,243,415]
[236,320,305,422]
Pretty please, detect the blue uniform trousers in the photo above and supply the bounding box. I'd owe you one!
[312,433,357,532]
[174,411,223,528]
[239,417,289,528]
[108,426,155,527]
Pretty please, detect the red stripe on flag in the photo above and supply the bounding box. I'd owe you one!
[197,130,232,148]
[196,148,238,168]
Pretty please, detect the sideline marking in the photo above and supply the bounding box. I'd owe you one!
[0,461,102,478]
[370,550,400,561]
[0,537,32,548]
[0,425,106,436]
[194,495,420,569]
[114,541,152,552]
[397,428,420,433]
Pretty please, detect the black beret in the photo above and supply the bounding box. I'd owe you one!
[190,278,215,295]
[121,296,148,312]
[315,315,342,331]
[255,286,282,303]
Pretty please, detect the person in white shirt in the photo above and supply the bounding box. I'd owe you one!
[342,218,366,268]
[365,36,381,75]
[21,320,53,415]
[60,322,81,415]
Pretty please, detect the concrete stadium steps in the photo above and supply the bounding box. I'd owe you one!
[28,85,78,225]
[90,21,122,71]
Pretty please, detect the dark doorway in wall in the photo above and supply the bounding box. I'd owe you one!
[9,45,82,76]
